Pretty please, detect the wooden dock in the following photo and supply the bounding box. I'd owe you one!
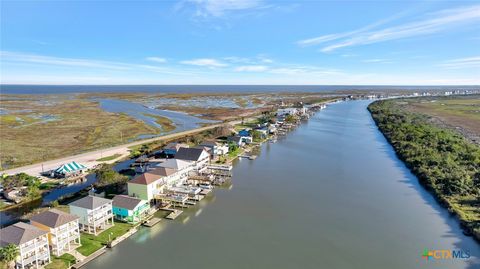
[200,189,212,195]
[165,209,183,220]
[142,217,161,227]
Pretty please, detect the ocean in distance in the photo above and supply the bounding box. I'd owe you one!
[1,84,479,94]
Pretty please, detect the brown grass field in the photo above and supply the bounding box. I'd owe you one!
[0,95,160,169]
[404,95,480,143]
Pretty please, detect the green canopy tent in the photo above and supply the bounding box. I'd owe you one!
[54,161,87,177]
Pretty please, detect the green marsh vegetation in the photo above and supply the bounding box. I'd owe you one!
[368,99,480,240]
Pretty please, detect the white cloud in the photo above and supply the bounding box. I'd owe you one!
[146,57,167,63]
[362,58,393,63]
[0,51,185,75]
[184,0,263,17]
[439,56,480,69]
[259,57,273,63]
[223,56,252,63]
[298,5,480,52]
[269,65,343,76]
[224,55,274,64]
[235,65,268,72]
[180,58,227,67]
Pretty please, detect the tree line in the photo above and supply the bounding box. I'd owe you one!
[368,100,479,240]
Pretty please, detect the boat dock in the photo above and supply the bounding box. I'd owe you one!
[165,209,183,220]
[239,154,257,160]
[142,217,162,227]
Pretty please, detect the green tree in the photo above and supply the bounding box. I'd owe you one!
[0,243,19,269]
[251,130,263,142]
[285,115,296,123]
[94,164,128,188]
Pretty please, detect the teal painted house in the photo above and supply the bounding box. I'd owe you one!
[112,195,150,223]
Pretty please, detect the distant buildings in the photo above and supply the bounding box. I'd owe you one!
[0,222,50,269]
[30,209,81,256]
[69,196,114,235]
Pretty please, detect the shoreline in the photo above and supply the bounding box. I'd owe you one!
[368,100,480,243]
[71,103,324,268]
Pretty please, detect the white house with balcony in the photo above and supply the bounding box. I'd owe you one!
[30,209,81,256]
[69,196,114,235]
[199,141,229,158]
[174,147,210,172]
[0,222,51,269]
[157,158,194,183]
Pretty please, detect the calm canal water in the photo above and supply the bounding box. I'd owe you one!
[86,100,479,269]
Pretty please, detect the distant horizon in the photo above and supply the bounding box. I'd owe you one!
[2,84,479,87]
[2,84,479,95]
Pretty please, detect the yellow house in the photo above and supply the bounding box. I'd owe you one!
[127,168,175,201]
[30,209,81,256]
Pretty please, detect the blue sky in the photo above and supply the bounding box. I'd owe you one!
[1,0,479,85]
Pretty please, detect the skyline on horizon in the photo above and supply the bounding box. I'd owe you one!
[1,0,480,85]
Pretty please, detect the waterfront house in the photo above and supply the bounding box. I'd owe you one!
[0,222,50,269]
[228,135,253,147]
[268,125,277,134]
[163,142,189,157]
[30,209,81,257]
[127,172,165,201]
[158,158,194,182]
[112,195,150,223]
[277,108,298,117]
[175,147,210,172]
[238,129,251,137]
[199,141,229,158]
[254,127,268,138]
[69,196,114,235]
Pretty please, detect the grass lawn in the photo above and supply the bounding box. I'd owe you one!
[76,222,133,256]
[96,153,122,162]
[228,147,241,158]
[76,236,103,257]
[45,253,76,269]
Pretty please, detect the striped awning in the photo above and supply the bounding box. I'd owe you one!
[54,161,86,174]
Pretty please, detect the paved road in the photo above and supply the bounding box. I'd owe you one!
[2,119,246,177]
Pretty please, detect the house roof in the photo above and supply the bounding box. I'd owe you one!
[112,195,144,210]
[199,140,219,147]
[150,167,176,177]
[164,142,188,151]
[228,136,242,143]
[69,195,111,210]
[159,158,192,170]
[0,222,48,247]
[30,209,78,228]
[129,172,163,185]
[194,146,212,152]
[175,147,207,162]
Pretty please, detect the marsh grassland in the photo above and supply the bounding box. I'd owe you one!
[0,95,159,169]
